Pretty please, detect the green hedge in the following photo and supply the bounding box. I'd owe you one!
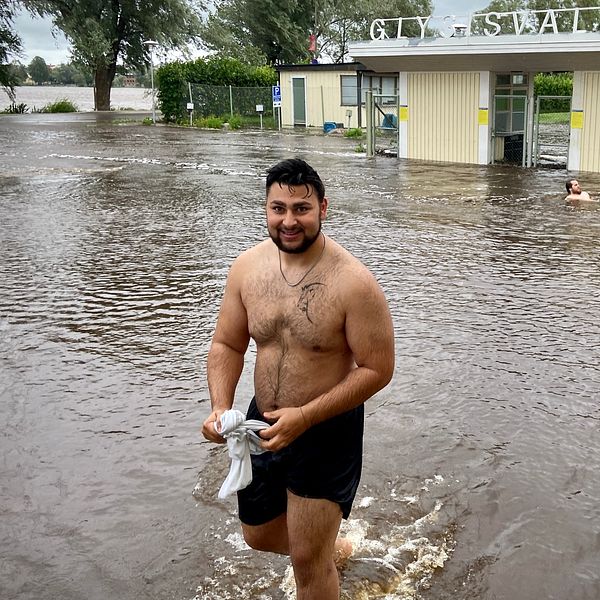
[534,73,573,113]
[156,57,277,123]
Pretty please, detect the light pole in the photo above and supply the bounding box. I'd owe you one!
[143,40,158,123]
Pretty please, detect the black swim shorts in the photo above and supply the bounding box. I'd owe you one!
[237,396,364,526]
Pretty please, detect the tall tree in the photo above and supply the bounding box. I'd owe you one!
[23,0,204,110]
[201,0,433,65]
[29,55,50,84]
[202,0,313,65]
[1,1,22,101]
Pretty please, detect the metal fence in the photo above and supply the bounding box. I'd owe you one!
[186,83,273,119]
[533,95,571,168]
[366,92,399,157]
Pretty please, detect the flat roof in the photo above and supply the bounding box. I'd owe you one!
[276,62,366,73]
[349,32,600,72]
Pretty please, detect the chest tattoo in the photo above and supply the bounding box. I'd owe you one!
[297,282,325,323]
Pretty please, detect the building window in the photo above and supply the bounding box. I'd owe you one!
[361,75,398,104]
[494,73,528,134]
[341,75,358,106]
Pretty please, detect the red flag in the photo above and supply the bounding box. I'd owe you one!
[309,34,316,52]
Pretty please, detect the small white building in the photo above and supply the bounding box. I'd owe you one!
[276,62,397,131]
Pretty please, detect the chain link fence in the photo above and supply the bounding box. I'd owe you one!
[186,83,274,122]
[533,95,571,168]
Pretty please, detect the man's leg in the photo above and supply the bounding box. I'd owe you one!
[241,512,289,554]
[286,491,343,600]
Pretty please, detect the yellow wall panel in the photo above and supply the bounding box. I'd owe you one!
[580,72,600,173]
[407,72,479,164]
[279,71,362,128]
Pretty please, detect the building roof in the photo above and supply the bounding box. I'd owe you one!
[349,32,600,72]
[276,62,367,73]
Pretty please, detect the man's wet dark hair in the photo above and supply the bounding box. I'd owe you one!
[566,178,576,193]
[266,158,325,202]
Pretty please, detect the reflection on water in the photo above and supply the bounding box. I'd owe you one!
[1,115,600,600]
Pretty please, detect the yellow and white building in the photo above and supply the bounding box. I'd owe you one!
[278,7,600,173]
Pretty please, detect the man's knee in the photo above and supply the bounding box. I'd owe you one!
[241,517,289,554]
[242,526,271,551]
[290,544,335,586]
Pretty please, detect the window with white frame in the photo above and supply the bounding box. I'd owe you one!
[341,75,358,106]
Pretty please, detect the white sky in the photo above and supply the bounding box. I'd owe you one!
[12,1,488,66]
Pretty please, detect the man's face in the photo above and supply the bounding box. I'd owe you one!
[266,183,328,254]
[571,180,582,194]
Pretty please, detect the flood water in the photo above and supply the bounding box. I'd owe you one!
[1,85,151,112]
[1,113,599,600]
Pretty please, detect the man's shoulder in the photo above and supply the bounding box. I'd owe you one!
[228,241,272,279]
[566,192,594,202]
[234,240,271,263]
[327,239,381,289]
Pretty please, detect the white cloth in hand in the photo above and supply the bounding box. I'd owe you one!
[216,409,270,499]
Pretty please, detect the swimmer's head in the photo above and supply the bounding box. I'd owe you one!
[566,178,581,194]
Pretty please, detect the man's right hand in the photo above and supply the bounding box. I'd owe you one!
[201,410,227,443]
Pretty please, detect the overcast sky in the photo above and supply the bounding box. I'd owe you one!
[13,1,488,66]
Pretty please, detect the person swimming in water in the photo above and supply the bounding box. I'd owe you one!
[565,178,595,202]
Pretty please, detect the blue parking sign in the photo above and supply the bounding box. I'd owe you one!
[272,85,281,107]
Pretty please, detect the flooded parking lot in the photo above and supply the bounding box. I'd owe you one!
[1,113,599,600]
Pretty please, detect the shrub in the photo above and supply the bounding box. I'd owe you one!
[534,73,573,113]
[193,115,224,129]
[2,102,28,114]
[344,127,363,139]
[141,117,153,125]
[156,57,277,122]
[40,99,78,113]
[227,114,243,129]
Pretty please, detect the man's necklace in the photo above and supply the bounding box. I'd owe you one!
[278,233,326,288]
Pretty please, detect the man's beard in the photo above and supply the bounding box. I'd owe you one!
[270,223,322,254]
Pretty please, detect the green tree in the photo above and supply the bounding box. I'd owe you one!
[202,0,432,66]
[23,0,204,110]
[1,1,22,101]
[527,0,599,31]
[201,0,313,65]
[9,60,28,84]
[29,55,50,84]
[473,0,600,33]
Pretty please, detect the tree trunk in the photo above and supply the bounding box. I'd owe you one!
[94,63,117,111]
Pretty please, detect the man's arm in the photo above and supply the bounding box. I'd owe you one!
[261,267,395,451]
[202,257,251,443]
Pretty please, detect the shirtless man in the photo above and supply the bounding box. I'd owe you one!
[201,158,395,599]
[565,178,594,201]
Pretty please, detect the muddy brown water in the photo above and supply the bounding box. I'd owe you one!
[1,113,599,600]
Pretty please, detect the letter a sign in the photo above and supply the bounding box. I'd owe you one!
[272,85,282,108]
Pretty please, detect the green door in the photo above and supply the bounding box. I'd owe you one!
[292,77,306,127]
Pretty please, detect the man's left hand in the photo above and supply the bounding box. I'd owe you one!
[259,406,310,451]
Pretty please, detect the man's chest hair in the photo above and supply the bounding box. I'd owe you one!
[243,273,344,348]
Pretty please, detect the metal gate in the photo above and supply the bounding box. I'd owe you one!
[491,93,529,167]
[365,91,399,157]
[532,95,571,168]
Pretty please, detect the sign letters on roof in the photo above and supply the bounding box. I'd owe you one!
[370,6,600,40]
